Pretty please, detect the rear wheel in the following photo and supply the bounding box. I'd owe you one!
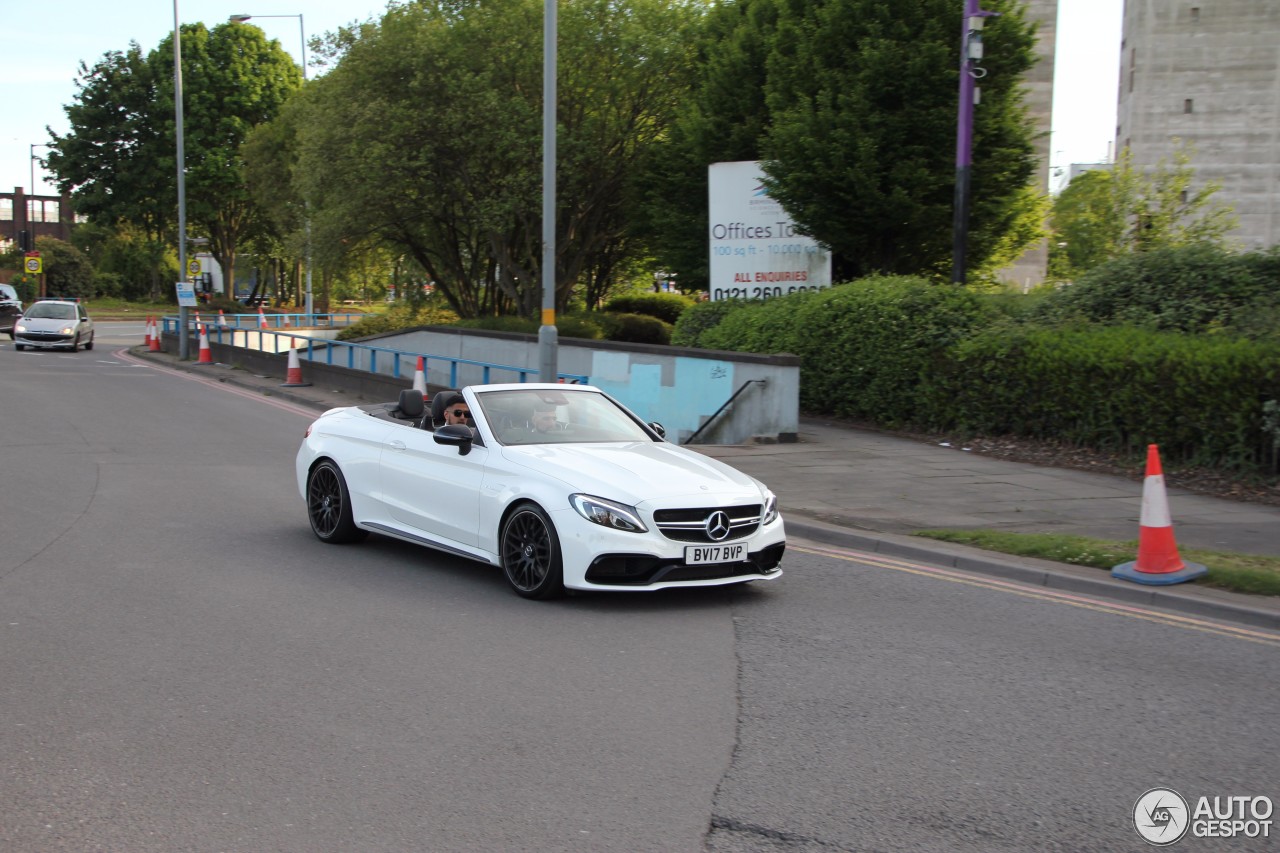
[500,503,565,599]
[307,461,367,544]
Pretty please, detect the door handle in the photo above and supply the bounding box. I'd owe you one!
[388,440,407,451]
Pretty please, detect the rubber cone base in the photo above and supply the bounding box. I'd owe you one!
[1111,560,1208,585]
[281,379,313,387]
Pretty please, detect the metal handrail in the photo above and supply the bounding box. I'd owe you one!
[681,379,766,445]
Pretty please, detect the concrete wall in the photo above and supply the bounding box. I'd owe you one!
[1118,1,1280,251]
[371,327,801,445]
[174,326,802,446]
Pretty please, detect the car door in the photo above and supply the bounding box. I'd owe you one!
[379,425,486,548]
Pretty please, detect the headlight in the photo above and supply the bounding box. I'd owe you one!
[570,494,648,533]
[59,326,74,335]
[15,324,25,333]
[762,493,779,525]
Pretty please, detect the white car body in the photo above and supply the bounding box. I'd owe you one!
[13,300,95,351]
[296,383,785,598]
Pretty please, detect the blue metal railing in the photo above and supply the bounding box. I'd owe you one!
[161,314,590,385]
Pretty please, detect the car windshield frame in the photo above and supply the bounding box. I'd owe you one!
[475,388,658,446]
[25,302,77,320]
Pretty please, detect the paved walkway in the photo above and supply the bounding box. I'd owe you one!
[124,345,1280,628]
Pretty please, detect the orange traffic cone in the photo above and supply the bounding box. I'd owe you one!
[259,307,268,329]
[218,309,228,329]
[412,356,427,395]
[281,339,312,387]
[195,323,214,365]
[1112,444,1207,585]
[149,316,163,352]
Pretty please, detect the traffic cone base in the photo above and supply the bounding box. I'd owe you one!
[1112,558,1207,585]
[281,341,312,387]
[1111,444,1209,586]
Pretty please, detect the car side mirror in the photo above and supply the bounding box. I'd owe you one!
[648,422,666,439]
[433,424,474,456]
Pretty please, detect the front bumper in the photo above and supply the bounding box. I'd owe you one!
[551,506,786,592]
[15,332,74,349]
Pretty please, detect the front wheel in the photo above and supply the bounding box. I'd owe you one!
[306,461,367,544]
[84,334,94,351]
[14,343,24,351]
[500,503,564,599]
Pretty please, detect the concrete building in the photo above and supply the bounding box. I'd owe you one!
[1117,1,1280,251]
[998,0,1058,290]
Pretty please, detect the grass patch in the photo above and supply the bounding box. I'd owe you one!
[914,529,1280,597]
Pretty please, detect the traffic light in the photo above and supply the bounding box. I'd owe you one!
[18,230,31,252]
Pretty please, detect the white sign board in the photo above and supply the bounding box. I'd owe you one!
[175,281,198,307]
[707,161,832,301]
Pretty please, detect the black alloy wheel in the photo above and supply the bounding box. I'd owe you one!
[307,461,367,544]
[500,503,565,599]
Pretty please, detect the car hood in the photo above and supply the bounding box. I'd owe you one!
[19,317,80,331]
[498,441,767,505]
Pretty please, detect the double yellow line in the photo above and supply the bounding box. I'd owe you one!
[794,542,1280,649]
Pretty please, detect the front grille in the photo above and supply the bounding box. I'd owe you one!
[19,332,70,342]
[652,504,761,543]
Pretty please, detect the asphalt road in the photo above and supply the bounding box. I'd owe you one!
[2,333,1277,852]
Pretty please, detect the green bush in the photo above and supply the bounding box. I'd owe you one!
[670,299,743,347]
[602,292,695,324]
[924,325,1280,473]
[794,279,995,425]
[594,312,673,345]
[1035,244,1276,333]
[338,303,459,340]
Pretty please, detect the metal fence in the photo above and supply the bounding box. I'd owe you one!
[162,314,589,386]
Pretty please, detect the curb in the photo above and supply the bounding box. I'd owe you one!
[786,518,1280,631]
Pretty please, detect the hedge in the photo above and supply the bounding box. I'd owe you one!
[923,325,1280,473]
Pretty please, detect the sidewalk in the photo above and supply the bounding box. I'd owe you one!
[126,345,1280,628]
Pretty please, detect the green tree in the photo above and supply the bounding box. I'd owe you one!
[1047,144,1238,279]
[635,0,1041,285]
[36,237,96,300]
[291,0,702,319]
[47,24,301,298]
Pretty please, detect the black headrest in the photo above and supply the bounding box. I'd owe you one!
[430,390,462,425]
[397,389,425,418]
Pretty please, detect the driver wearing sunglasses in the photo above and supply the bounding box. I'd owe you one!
[443,398,471,427]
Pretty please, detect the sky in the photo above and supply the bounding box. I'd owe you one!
[2,0,1122,198]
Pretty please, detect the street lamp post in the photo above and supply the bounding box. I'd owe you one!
[538,0,558,382]
[175,0,191,358]
[229,13,311,318]
[952,1,997,285]
[29,143,53,199]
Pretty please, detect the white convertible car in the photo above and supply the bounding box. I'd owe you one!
[296,383,785,598]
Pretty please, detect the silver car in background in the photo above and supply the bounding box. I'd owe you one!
[13,299,95,351]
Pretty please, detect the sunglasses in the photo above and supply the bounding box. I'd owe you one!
[450,409,469,417]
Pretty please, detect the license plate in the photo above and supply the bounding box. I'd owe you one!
[684,543,747,565]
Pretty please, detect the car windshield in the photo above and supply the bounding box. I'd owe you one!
[476,388,656,446]
[26,303,77,320]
